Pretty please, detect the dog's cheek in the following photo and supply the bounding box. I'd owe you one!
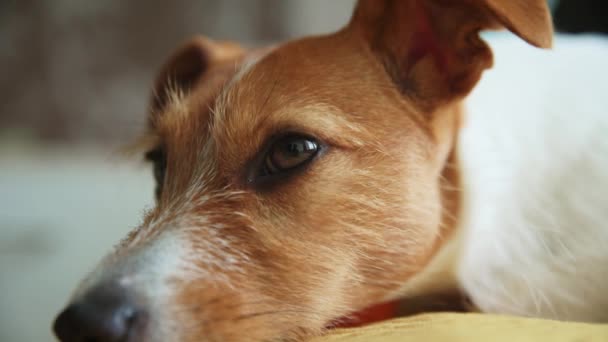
[271,177,400,313]
[340,149,443,305]
[252,234,359,334]
[170,275,289,342]
[168,228,332,341]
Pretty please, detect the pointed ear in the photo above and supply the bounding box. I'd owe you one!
[482,0,553,49]
[348,0,553,110]
[150,36,243,115]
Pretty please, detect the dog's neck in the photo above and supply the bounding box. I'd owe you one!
[389,103,466,307]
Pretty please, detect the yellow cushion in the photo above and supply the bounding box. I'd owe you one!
[311,313,608,342]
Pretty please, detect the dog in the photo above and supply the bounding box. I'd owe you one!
[53,0,608,341]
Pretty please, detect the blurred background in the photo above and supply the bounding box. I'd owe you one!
[0,0,606,341]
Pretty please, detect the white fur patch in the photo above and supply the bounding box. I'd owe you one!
[456,34,608,322]
[74,231,189,300]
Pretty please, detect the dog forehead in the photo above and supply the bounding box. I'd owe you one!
[216,34,428,141]
[222,36,374,113]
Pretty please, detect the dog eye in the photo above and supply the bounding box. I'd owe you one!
[261,135,319,176]
[145,148,166,198]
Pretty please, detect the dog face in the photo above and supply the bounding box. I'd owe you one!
[54,1,552,341]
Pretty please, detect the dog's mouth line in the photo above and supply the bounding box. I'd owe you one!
[325,293,472,329]
[325,300,400,330]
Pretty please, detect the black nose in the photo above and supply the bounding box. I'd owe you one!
[53,285,146,342]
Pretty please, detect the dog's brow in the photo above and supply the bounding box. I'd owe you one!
[215,77,370,151]
[222,88,370,152]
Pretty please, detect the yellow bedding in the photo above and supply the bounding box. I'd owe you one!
[312,313,608,342]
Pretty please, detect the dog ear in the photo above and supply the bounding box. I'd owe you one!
[150,36,243,115]
[348,0,553,111]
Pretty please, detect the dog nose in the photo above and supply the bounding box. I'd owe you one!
[53,285,145,342]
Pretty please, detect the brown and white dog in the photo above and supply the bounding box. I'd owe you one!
[53,1,608,341]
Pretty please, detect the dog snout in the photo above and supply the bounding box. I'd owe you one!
[53,284,147,342]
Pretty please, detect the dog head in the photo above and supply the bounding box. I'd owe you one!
[54,1,552,341]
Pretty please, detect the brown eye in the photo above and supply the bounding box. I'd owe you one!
[262,135,319,175]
